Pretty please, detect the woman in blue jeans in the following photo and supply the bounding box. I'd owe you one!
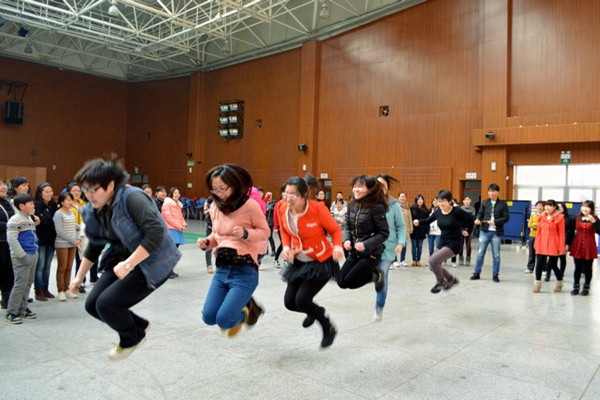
[197,164,270,337]
[410,194,429,266]
[33,182,57,301]
[374,175,406,321]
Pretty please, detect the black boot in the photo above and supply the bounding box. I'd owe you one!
[321,319,337,348]
[581,284,590,296]
[246,297,264,326]
[570,283,580,296]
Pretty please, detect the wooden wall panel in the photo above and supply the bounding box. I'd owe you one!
[0,58,127,188]
[126,77,190,192]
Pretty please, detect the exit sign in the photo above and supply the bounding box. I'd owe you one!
[560,151,571,164]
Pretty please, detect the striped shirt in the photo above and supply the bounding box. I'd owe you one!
[53,209,80,248]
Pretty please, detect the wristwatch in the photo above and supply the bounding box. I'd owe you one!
[124,261,132,271]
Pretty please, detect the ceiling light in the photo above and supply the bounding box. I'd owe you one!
[223,39,230,54]
[319,2,330,19]
[24,42,33,54]
[108,0,119,16]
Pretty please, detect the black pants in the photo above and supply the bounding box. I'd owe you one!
[337,254,380,289]
[573,258,593,286]
[205,225,213,266]
[274,231,283,262]
[0,242,14,307]
[526,236,536,271]
[85,267,154,348]
[268,225,276,253]
[536,255,563,281]
[284,278,329,330]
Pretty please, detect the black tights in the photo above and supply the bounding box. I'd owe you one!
[284,278,329,330]
[536,255,563,281]
[573,258,593,286]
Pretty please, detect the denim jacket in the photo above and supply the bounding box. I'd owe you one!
[83,185,181,289]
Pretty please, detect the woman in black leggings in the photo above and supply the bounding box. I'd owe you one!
[279,175,344,348]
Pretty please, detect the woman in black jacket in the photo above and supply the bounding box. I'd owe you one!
[337,175,389,292]
[410,194,429,266]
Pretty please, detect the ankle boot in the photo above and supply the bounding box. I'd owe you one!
[320,319,337,348]
[43,286,55,299]
[581,284,590,296]
[553,281,563,293]
[458,256,464,266]
[532,280,541,293]
[465,257,471,266]
[35,288,48,302]
[571,283,580,296]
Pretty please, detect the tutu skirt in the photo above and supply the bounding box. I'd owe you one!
[281,257,339,283]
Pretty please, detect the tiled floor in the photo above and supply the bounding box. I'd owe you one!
[2,219,599,399]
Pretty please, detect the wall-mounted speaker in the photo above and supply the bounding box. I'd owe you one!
[5,101,24,125]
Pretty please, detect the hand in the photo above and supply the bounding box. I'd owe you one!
[197,238,209,250]
[68,277,82,293]
[474,219,481,226]
[355,242,365,252]
[283,248,300,262]
[413,219,419,226]
[487,220,496,226]
[395,244,404,253]
[32,215,40,226]
[462,230,469,237]
[343,240,352,251]
[332,248,344,262]
[74,239,81,246]
[183,223,188,230]
[113,261,132,280]
[232,226,245,238]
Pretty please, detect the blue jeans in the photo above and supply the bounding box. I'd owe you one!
[202,264,258,330]
[376,259,393,308]
[428,235,441,256]
[474,230,501,276]
[411,238,424,261]
[35,244,55,290]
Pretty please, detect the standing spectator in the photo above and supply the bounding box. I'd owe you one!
[5,194,38,324]
[374,175,405,321]
[410,195,429,266]
[203,196,214,274]
[272,191,285,268]
[0,179,15,309]
[265,192,277,256]
[394,192,413,267]
[567,200,599,296]
[470,183,510,282]
[532,200,565,293]
[154,186,167,212]
[142,184,153,198]
[69,155,181,360]
[278,175,343,348]
[459,195,476,266]
[8,177,30,211]
[197,164,269,337]
[337,175,389,292]
[524,201,544,274]
[414,190,474,293]
[331,199,347,230]
[69,182,98,293]
[34,183,57,301]
[162,187,187,278]
[546,202,570,281]
[427,199,441,260]
[53,192,81,301]
[316,188,330,209]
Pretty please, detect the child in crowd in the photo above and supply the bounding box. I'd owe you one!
[5,194,38,324]
[53,192,81,301]
[332,198,347,230]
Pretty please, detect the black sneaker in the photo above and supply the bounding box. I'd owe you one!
[169,271,180,279]
[5,313,23,324]
[430,283,445,294]
[302,315,315,328]
[19,308,37,319]
[470,273,480,280]
[78,285,86,294]
[246,297,264,326]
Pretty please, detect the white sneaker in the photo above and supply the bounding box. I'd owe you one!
[400,261,408,267]
[373,307,383,322]
[391,262,400,269]
[452,263,457,268]
[524,269,533,274]
[58,292,67,301]
[65,291,78,299]
[108,337,147,361]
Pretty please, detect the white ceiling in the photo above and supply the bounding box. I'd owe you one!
[0,0,424,82]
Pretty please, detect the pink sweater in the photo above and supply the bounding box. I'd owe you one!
[161,197,187,231]
[206,198,270,265]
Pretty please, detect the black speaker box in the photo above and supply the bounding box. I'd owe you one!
[5,101,24,125]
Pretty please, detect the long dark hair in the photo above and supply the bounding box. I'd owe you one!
[580,200,596,218]
[411,194,428,213]
[348,175,388,212]
[206,164,253,215]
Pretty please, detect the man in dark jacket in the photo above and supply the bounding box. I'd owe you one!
[470,183,510,282]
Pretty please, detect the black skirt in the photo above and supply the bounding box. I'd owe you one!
[281,257,339,283]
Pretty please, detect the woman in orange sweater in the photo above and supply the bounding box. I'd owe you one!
[533,199,565,293]
[278,175,344,348]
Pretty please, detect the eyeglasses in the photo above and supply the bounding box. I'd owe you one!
[282,193,298,201]
[70,189,81,194]
[82,185,102,194]
[210,186,229,195]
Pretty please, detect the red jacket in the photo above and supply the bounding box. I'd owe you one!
[534,212,565,256]
[278,199,343,262]
[568,216,600,260]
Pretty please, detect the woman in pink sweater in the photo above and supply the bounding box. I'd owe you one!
[161,186,187,278]
[197,164,270,337]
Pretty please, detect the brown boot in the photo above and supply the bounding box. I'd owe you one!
[43,286,55,299]
[532,280,541,293]
[35,288,48,302]
[553,281,563,293]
